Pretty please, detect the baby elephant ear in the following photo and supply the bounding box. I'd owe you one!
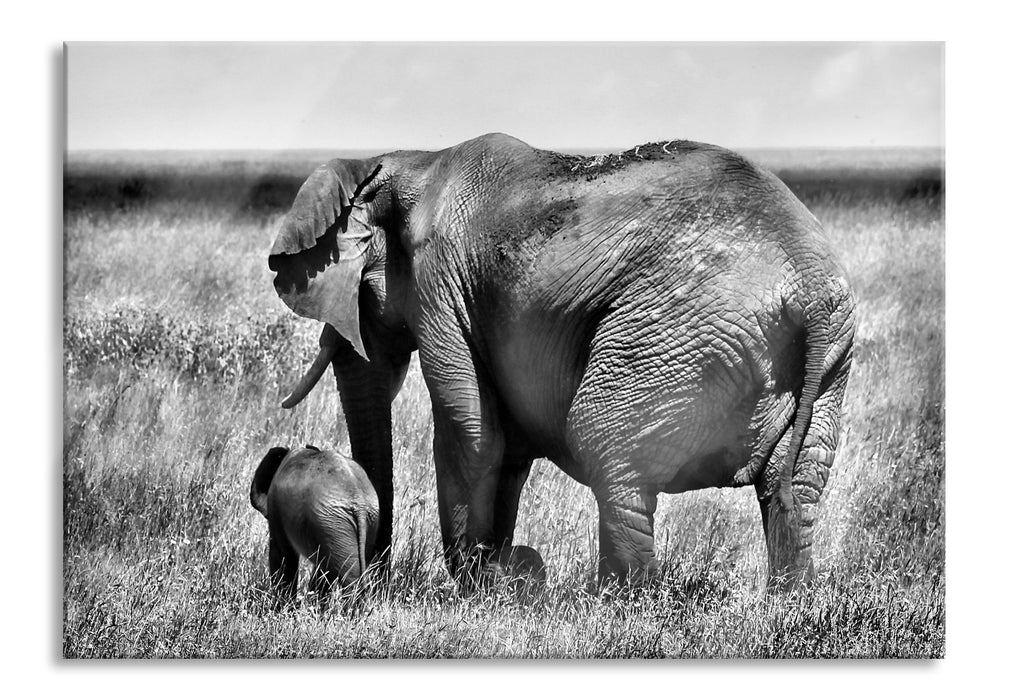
[250,446,290,517]
[268,159,384,360]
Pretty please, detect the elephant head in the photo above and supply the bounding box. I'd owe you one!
[268,155,427,571]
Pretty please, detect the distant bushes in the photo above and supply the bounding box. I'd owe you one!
[777,167,944,205]
[63,170,308,215]
[64,305,311,382]
[63,152,944,215]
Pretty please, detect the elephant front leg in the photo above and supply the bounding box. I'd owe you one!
[431,410,504,589]
[332,344,397,579]
[418,312,514,590]
[594,483,659,586]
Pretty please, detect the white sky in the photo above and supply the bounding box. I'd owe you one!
[67,42,943,151]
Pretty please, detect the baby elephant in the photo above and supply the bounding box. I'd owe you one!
[250,445,378,604]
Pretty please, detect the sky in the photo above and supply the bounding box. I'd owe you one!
[67,42,943,152]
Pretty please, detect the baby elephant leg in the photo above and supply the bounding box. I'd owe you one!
[308,563,337,610]
[268,531,299,606]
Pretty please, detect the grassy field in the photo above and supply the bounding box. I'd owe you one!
[62,148,944,658]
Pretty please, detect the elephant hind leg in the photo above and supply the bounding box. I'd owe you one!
[757,345,852,591]
[594,482,659,587]
[308,563,336,609]
[309,547,364,610]
[758,480,816,591]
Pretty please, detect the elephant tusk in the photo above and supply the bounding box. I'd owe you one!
[281,343,338,409]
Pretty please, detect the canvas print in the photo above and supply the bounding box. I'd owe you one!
[63,42,944,658]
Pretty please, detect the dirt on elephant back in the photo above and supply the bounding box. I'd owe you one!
[545,140,705,182]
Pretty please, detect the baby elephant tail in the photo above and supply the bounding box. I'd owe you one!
[250,446,290,517]
[355,509,371,580]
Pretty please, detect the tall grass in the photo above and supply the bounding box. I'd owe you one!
[62,153,944,658]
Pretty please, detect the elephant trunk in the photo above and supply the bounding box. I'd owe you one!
[332,348,395,574]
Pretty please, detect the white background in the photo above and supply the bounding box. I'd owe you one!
[4,0,1000,696]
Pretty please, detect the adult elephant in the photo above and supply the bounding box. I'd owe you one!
[269,133,855,590]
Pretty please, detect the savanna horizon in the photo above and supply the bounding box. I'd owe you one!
[62,145,944,238]
[63,148,944,658]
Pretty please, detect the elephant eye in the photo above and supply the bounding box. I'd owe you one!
[357,187,380,204]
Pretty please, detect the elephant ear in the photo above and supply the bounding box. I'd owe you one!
[250,446,290,517]
[268,159,384,360]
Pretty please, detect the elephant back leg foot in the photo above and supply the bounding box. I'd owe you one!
[756,433,840,592]
[758,491,816,592]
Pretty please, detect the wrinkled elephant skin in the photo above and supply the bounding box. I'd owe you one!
[268,133,856,590]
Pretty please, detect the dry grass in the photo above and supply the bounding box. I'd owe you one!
[62,151,944,658]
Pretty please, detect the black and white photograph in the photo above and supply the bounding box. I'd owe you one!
[60,40,944,659]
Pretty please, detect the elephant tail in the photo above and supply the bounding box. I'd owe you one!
[777,303,831,513]
[355,509,371,580]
